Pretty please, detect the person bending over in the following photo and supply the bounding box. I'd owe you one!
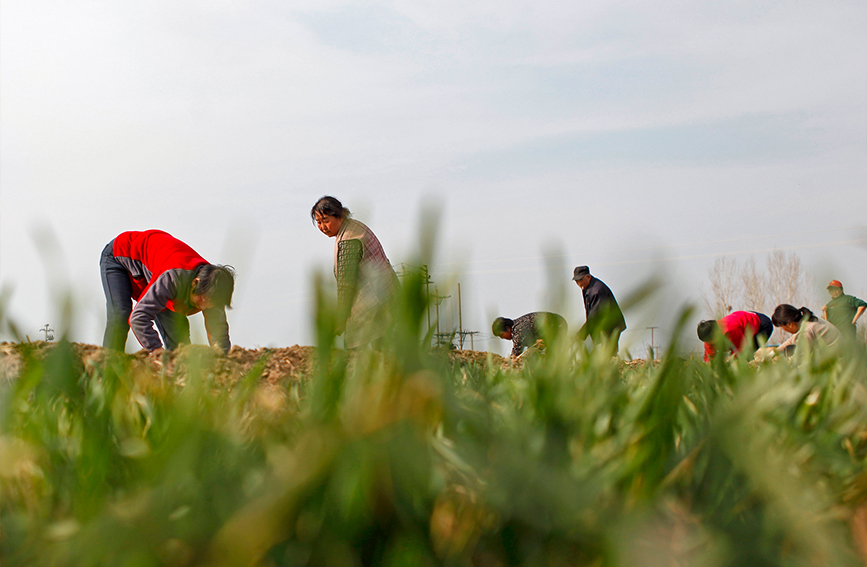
[100,230,235,354]
[492,312,567,360]
[697,310,773,362]
[772,304,842,356]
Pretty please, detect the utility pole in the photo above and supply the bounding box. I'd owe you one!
[646,326,660,360]
[458,283,463,349]
[420,264,431,331]
[432,286,451,348]
[39,324,55,342]
[455,283,479,350]
[399,263,433,335]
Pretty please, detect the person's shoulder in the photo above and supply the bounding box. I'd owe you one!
[349,218,372,234]
[157,268,193,286]
[338,218,368,240]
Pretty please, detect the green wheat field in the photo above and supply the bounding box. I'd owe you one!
[2,266,866,567]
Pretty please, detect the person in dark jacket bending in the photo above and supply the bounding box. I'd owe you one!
[573,266,626,352]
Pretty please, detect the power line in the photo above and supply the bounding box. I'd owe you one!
[432,225,867,268]
[430,238,867,277]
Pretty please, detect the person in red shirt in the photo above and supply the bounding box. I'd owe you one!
[100,230,235,353]
[697,310,773,362]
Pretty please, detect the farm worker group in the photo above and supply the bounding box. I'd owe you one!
[695,278,866,362]
[492,266,626,359]
[101,195,401,354]
[99,197,863,360]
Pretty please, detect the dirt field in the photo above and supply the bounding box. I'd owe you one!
[0,341,515,387]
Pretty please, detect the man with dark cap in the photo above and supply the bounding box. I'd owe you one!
[572,266,626,352]
[821,280,866,342]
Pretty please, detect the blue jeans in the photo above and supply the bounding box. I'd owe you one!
[100,241,190,351]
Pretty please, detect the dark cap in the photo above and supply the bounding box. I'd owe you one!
[572,266,590,281]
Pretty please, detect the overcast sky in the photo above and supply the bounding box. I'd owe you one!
[2,0,866,357]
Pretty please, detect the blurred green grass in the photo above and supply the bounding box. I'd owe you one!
[2,263,867,566]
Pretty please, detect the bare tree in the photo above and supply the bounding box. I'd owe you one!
[703,257,739,319]
[765,250,809,309]
[740,258,765,313]
[703,251,812,343]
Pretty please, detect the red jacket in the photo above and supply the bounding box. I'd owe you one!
[704,311,762,361]
[112,230,229,351]
[113,230,207,306]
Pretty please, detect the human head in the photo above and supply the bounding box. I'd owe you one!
[492,317,513,339]
[771,304,817,329]
[192,264,236,308]
[310,196,350,223]
[572,266,591,289]
[827,280,844,299]
[696,320,719,343]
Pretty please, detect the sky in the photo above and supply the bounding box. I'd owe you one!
[2,0,866,357]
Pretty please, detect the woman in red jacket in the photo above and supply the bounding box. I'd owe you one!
[100,230,235,353]
[697,310,773,362]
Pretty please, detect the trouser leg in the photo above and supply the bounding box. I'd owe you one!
[611,328,623,355]
[154,309,190,350]
[590,327,622,354]
[755,314,774,349]
[100,241,133,351]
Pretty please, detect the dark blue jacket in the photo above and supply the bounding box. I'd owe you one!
[578,276,626,340]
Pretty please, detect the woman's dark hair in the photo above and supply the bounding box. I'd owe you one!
[492,317,513,337]
[193,264,236,308]
[771,304,817,327]
[696,320,719,342]
[311,196,351,223]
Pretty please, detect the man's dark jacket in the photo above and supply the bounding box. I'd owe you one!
[578,276,626,341]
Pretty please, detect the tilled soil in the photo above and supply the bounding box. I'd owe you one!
[0,342,513,387]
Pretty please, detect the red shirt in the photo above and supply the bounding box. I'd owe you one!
[704,311,763,361]
[112,230,208,311]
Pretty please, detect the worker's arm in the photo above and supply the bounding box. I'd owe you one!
[853,305,866,326]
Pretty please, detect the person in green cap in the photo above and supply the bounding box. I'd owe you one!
[821,280,866,343]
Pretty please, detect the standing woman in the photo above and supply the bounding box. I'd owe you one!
[772,304,842,356]
[311,196,400,349]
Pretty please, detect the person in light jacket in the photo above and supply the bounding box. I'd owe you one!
[311,196,400,349]
[772,304,842,357]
